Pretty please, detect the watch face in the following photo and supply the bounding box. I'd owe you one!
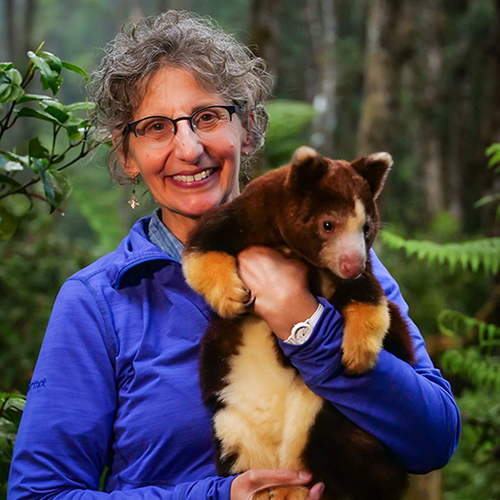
[293,325,312,344]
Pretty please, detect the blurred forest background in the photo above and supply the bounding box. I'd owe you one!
[1,0,500,499]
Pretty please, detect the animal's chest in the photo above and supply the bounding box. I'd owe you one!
[213,315,324,473]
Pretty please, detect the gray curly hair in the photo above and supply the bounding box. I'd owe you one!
[89,10,272,185]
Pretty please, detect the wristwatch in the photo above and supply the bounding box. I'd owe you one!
[285,303,324,345]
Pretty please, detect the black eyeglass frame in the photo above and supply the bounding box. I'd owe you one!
[122,105,240,138]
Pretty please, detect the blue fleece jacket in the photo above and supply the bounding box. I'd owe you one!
[8,217,460,499]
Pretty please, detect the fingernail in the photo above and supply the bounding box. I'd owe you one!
[299,471,312,480]
[317,483,325,495]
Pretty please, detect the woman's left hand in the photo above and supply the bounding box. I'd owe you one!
[237,246,319,341]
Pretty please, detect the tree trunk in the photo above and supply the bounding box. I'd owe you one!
[482,0,500,238]
[477,0,500,328]
[305,0,338,157]
[22,0,36,57]
[405,471,444,500]
[357,0,403,156]
[247,0,283,79]
[6,0,17,63]
[446,67,469,223]
[416,0,446,219]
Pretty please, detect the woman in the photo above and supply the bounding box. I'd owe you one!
[8,11,460,500]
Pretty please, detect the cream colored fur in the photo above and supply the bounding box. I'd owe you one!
[214,315,324,473]
[319,199,367,278]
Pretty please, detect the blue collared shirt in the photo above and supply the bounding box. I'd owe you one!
[148,208,184,262]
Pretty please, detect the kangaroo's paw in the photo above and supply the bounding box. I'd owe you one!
[341,299,390,374]
[182,250,249,318]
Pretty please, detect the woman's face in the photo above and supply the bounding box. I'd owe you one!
[122,66,253,242]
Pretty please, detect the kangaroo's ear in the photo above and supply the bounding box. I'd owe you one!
[350,152,393,200]
[286,146,329,190]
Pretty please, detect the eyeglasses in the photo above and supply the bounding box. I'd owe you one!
[123,105,239,149]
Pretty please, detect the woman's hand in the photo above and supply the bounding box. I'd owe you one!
[237,247,319,340]
[230,469,325,500]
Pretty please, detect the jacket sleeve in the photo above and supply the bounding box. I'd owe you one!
[7,278,233,500]
[278,250,461,474]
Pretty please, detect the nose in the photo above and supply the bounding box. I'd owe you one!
[172,120,204,163]
[339,253,366,279]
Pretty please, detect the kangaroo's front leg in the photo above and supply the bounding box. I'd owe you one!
[340,297,390,374]
[183,250,250,318]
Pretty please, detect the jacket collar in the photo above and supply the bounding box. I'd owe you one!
[108,217,176,289]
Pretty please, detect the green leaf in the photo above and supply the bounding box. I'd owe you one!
[51,153,66,165]
[27,51,52,80]
[28,137,50,159]
[0,204,18,240]
[0,68,25,103]
[61,61,89,82]
[43,104,69,124]
[33,158,54,205]
[0,150,30,169]
[17,94,58,104]
[48,76,63,95]
[380,231,500,275]
[27,51,62,95]
[16,106,60,125]
[441,347,500,391]
[486,143,500,173]
[0,393,26,414]
[0,62,14,73]
[0,173,23,190]
[44,170,72,212]
[0,393,25,455]
[0,153,10,169]
[39,51,62,74]
[474,193,500,209]
[50,170,73,206]
[65,101,94,112]
[64,124,84,141]
[35,161,72,212]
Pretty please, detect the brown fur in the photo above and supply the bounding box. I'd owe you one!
[183,147,415,500]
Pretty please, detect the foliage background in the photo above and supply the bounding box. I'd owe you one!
[1,0,499,498]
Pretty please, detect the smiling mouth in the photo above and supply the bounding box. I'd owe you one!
[170,168,217,184]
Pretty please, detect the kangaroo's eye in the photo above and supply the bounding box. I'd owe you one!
[323,221,335,232]
[363,224,371,236]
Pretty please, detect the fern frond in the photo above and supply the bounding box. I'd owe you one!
[438,310,500,348]
[473,194,500,221]
[441,348,500,391]
[486,143,500,173]
[380,231,500,274]
[474,193,500,209]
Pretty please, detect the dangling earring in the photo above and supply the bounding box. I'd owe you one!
[128,176,140,210]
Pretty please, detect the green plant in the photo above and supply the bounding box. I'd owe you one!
[443,387,500,500]
[438,311,500,390]
[474,143,500,219]
[0,393,26,496]
[0,211,96,393]
[381,144,500,498]
[0,43,98,239]
[263,99,316,167]
[0,46,101,495]
[379,232,500,275]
